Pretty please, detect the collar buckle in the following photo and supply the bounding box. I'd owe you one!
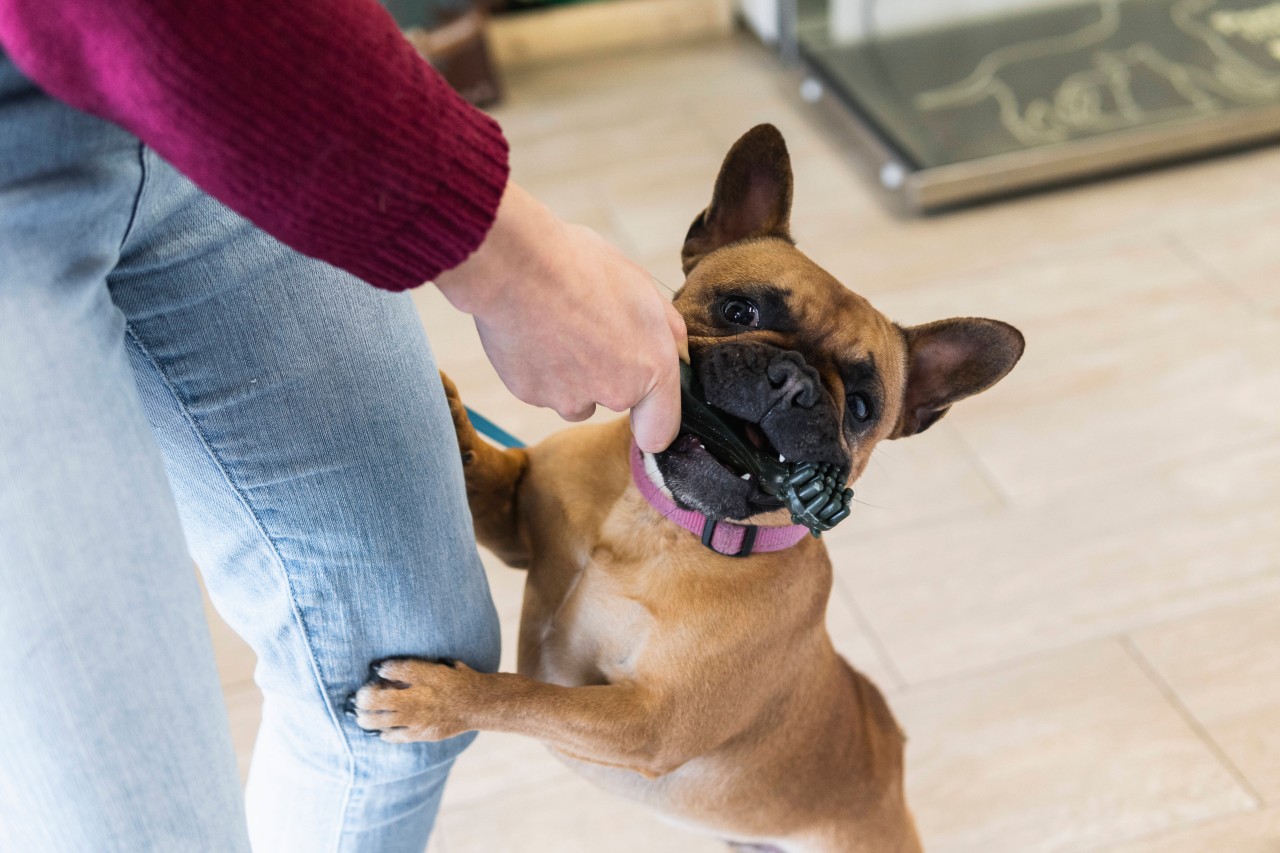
[700,517,758,558]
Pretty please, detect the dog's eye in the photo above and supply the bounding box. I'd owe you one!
[849,393,871,422]
[720,297,760,328]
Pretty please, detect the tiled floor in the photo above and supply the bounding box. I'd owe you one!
[210,34,1280,853]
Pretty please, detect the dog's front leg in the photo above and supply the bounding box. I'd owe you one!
[440,372,530,567]
[350,658,692,778]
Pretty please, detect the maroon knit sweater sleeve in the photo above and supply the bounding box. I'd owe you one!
[0,0,510,291]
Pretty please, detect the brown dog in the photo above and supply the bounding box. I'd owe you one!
[352,125,1024,852]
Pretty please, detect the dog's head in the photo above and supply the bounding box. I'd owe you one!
[651,124,1024,521]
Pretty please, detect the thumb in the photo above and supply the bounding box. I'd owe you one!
[630,355,682,453]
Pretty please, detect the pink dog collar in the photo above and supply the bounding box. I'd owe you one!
[630,443,811,557]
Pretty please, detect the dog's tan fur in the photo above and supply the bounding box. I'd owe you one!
[354,126,1024,852]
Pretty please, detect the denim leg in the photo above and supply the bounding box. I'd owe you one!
[0,59,250,852]
[109,146,501,853]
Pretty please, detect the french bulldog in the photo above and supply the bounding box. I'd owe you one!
[352,124,1024,853]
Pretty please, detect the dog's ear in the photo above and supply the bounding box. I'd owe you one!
[890,318,1025,438]
[682,124,794,274]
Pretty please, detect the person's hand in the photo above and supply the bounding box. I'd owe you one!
[434,182,688,452]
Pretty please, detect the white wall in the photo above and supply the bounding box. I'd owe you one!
[739,0,780,43]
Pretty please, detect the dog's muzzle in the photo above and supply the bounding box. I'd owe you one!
[677,362,853,536]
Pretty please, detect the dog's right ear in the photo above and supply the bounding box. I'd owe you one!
[890,318,1025,439]
[681,124,794,274]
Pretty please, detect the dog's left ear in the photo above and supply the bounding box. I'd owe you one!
[890,318,1025,438]
[682,124,794,274]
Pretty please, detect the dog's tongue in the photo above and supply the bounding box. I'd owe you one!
[677,362,854,537]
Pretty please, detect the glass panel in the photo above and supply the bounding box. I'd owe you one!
[798,0,1280,169]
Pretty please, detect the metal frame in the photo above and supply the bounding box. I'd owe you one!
[778,2,1280,213]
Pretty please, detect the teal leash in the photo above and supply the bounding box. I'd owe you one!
[463,406,526,449]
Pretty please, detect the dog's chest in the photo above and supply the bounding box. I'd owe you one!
[521,557,654,688]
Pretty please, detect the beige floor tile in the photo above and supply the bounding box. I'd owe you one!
[439,773,726,853]
[514,176,639,258]
[1169,205,1280,315]
[691,86,837,159]
[831,441,1280,684]
[508,109,719,190]
[824,421,1005,538]
[826,573,901,691]
[223,681,262,783]
[1094,806,1280,853]
[595,146,728,261]
[897,641,1255,853]
[866,233,1280,502]
[204,576,262,784]
[204,584,256,689]
[441,729,578,814]
[498,40,780,134]
[1131,593,1280,804]
[808,143,1280,292]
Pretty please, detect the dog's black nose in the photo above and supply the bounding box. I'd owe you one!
[766,352,821,409]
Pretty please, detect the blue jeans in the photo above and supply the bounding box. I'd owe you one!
[0,55,500,852]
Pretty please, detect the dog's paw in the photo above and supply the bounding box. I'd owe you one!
[439,372,479,465]
[347,657,476,743]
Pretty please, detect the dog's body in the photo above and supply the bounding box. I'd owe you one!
[451,411,912,851]
[353,125,1024,852]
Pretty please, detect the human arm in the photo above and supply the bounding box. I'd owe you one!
[0,0,507,291]
[437,183,686,451]
[0,0,684,446]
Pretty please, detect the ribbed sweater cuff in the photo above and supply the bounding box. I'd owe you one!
[352,94,510,292]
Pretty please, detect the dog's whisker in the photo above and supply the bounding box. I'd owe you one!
[648,272,678,298]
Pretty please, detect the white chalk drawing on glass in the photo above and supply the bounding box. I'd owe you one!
[914,0,1280,147]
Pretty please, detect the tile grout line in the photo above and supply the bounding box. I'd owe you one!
[1119,635,1265,808]
[887,563,1280,695]
[948,425,1017,509]
[831,573,909,691]
[892,632,1126,696]
[1160,231,1270,316]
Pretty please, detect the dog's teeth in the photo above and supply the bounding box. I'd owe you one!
[778,453,786,462]
[740,473,751,480]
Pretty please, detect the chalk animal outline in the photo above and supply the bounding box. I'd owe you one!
[914,0,1280,147]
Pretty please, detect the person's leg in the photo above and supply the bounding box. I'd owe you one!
[0,57,250,852]
[109,143,501,852]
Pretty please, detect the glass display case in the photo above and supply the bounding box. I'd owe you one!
[790,0,1280,210]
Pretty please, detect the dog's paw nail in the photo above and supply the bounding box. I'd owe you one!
[362,727,382,737]
[343,695,358,716]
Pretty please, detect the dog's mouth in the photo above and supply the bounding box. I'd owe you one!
[672,409,788,474]
[665,423,787,511]
[660,397,849,535]
[658,369,854,533]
